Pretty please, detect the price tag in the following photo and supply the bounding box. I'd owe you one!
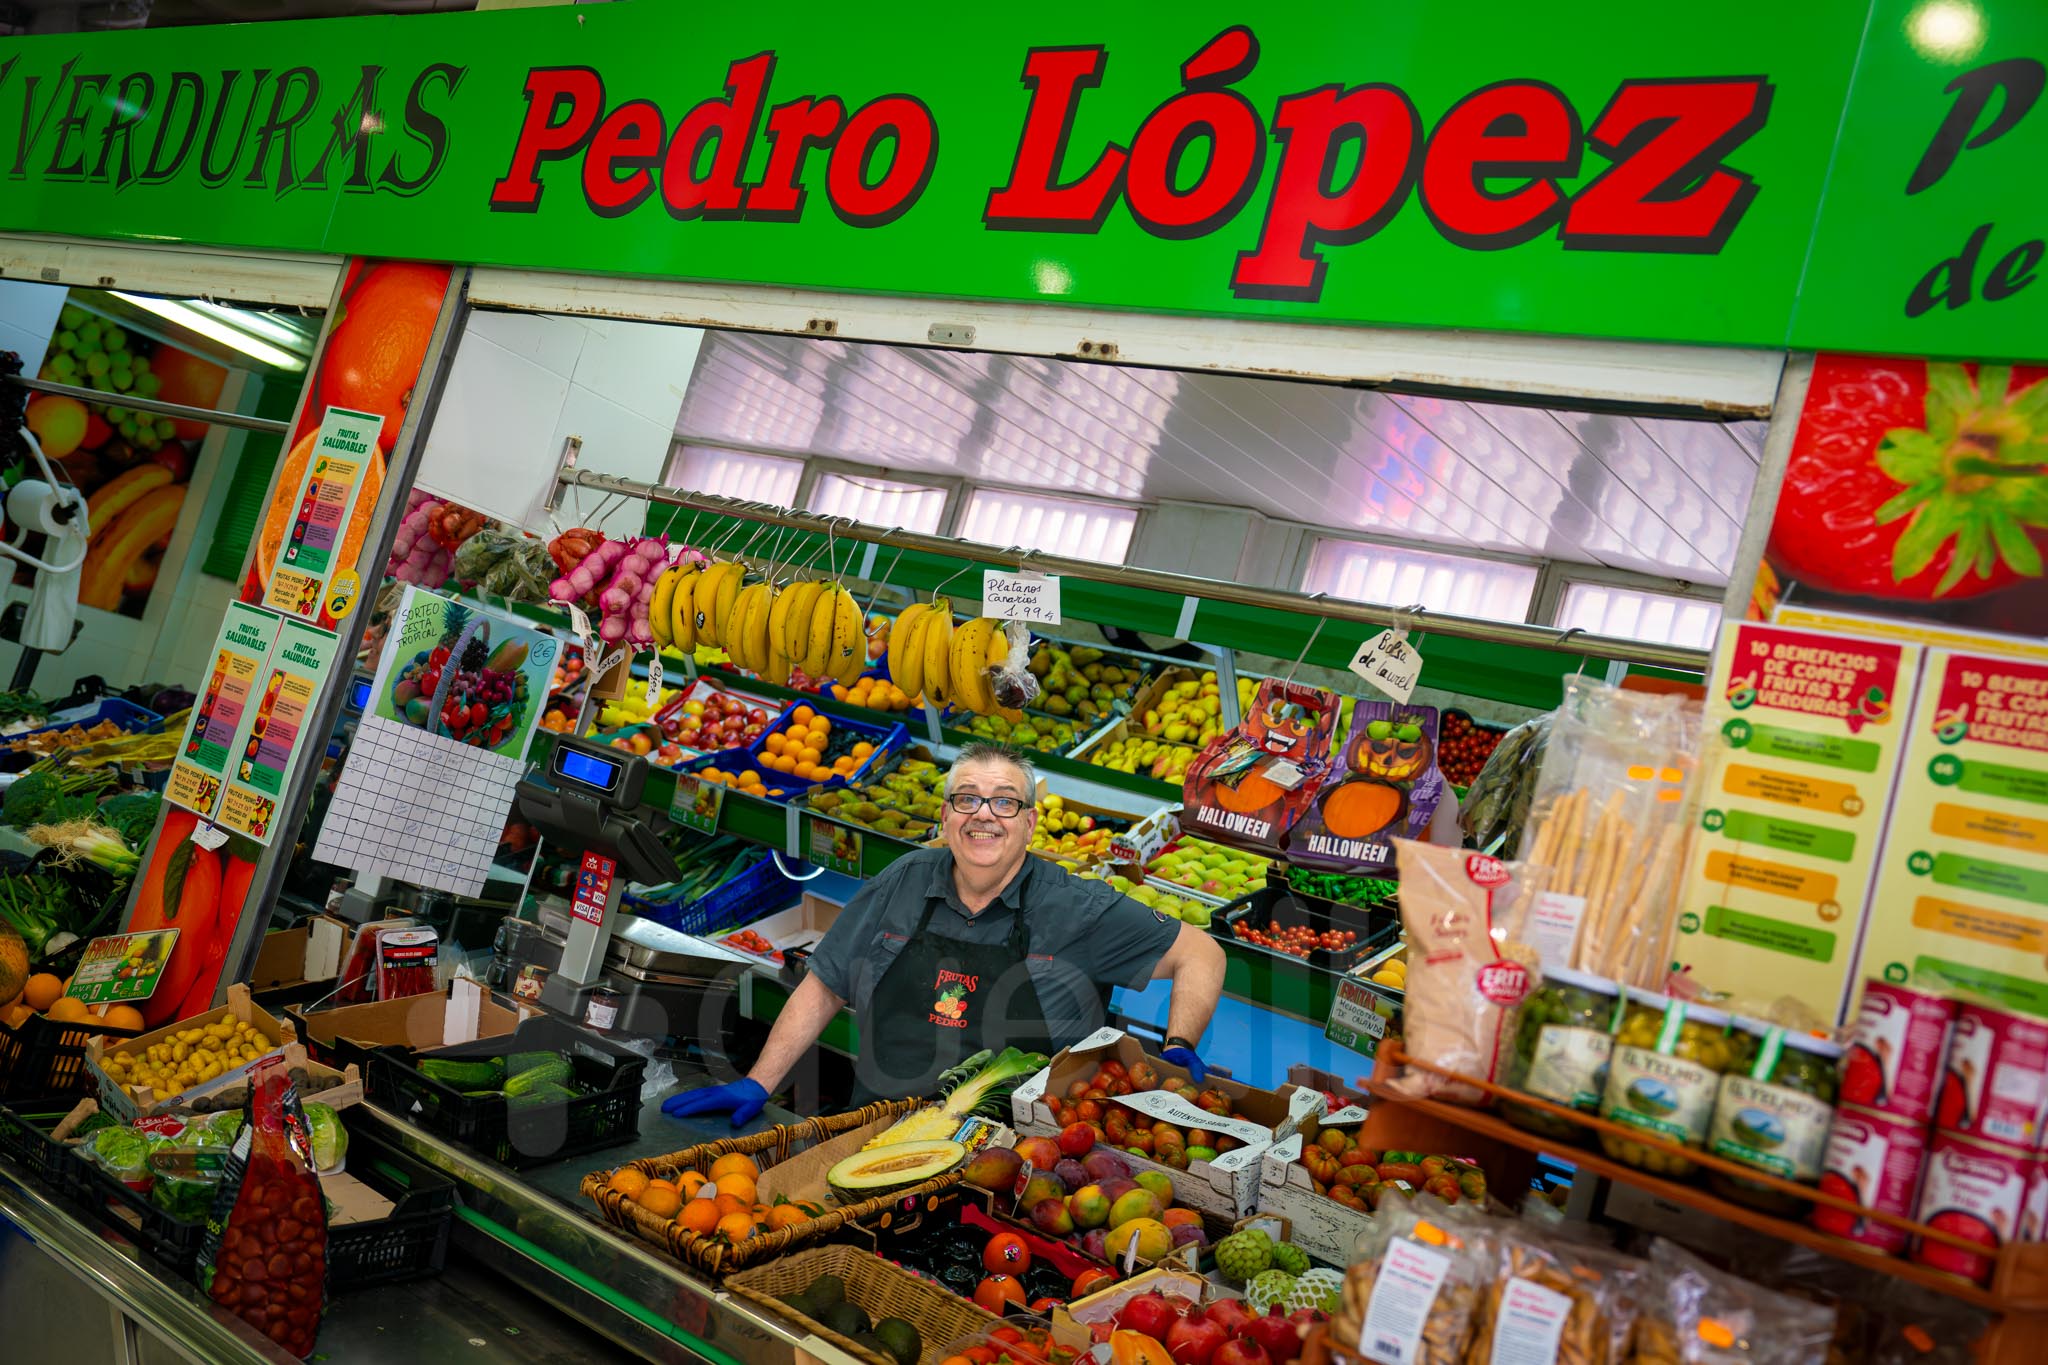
[1326,977,1392,1056]
[1358,1238,1452,1364]
[669,771,723,834]
[1349,628,1424,703]
[644,653,665,709]
[982,571,1061,624]
[68,929,180,1004]
[191,822,229,852]
[595,648,625,680]
[567,602,593,648]
[1528,892,1588,972]
[1265,759,1305,790]
[808,815,863,875]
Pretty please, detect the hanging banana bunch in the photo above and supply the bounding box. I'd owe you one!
[885,597,1018,717]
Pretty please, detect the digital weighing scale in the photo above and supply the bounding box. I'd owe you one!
[515,735,681,1017]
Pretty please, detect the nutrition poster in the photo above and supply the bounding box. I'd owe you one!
[218,621,339,844]
[1859,650,2048,1018]
[1674,622,1920,1019]
[166,603,283,822]
[261,405,380,623]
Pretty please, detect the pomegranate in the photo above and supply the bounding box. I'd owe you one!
[1166,1308,1229,1365]
[1212,1340,1271,1365]
[1117,1292,1183,1342]
[1242,1308,1303,1365]
[1204,1299,1253,1338]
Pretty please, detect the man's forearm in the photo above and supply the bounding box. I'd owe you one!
[745,973,845,1094]
[1164,934,1226,1048]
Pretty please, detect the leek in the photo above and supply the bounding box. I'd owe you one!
[27,820,143,877]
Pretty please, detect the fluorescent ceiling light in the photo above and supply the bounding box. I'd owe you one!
[113,292,307,371]
[186,299,316,353]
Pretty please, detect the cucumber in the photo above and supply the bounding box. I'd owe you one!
[504,1053,574,1097]
[418,1057,505,1088]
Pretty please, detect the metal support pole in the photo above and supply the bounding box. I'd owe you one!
[555,466,1712,672]
[2,373,292,435]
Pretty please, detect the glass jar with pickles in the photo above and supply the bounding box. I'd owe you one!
[1707,1020,1841,1213]
[1597,990,1749,1177]
[1502,967,1622,1140]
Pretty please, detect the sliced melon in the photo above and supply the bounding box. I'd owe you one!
[826,1138,966,1201]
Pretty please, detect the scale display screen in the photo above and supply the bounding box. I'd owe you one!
[555,745,625,794]
[347,678,372,712]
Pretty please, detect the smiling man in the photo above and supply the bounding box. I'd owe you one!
[664,743,1227,1122]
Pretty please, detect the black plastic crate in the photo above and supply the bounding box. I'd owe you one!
[1217,883,1396,969]
[0,1099,87,1196]
[64,1119,457,1287]
[0,1012,142,1101]
[366,1016,645,1169]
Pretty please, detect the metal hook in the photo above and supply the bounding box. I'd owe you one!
[1399,602,1428,652]
[931,558,977,605]
[862,544,910,616]
[1284,594,1330,683]
[1555,626,1590,680]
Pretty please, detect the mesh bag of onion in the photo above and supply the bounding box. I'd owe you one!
[197,1058,330,1357]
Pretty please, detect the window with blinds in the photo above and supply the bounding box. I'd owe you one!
[666,445,803,508]
[1301,536,1538,623]
[807,471,948,533]
[1557,581,1722,649]
[957,488,1138,562]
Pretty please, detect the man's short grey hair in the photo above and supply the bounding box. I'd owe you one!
[944,742,1037,799]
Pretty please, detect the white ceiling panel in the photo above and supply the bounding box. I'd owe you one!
[674,333,1766,584]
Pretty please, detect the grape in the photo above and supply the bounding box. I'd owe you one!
[49,353,78,381]
[136,373,162,398]
[106,405,128,422]
[59,305,87,330]
[104,327,126,351]
[85,352,109,377]
[53,329,77,352]
[154,419,174,440]
[111,369,133,392]
[131,355,150,375]
[119,417,140,439]
[137,430,160,451]
[77,319,102,345]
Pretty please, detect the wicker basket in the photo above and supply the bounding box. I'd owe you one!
[579,1100,968,1276]
[726,1243,1000,1365]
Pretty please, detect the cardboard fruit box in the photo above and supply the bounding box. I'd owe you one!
[285,980,529,1070]
[1051,1265,1209,1353]
[86,984,294,1123]
[1010,1028,1324,1218]
[1255,1106,1373,1267]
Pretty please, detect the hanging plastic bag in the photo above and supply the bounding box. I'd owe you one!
[198,1059,329,1358]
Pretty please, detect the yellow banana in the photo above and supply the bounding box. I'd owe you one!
[781,580,825,667]
[829,589,865,684]
[706,563,746,647]
[694,562,735,644]
[802,584,839,678]
[669,566,700,653]
[648,564,681,649]
[986,619,1013,670]
[745,583,777,674]
[767,580,800,662]
[952,617,999,714]
[922,601,954,709]
[733,583,768,672]
[718,581,753,664]
[890,602,931,696]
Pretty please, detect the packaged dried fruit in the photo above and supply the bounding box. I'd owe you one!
[1328,1198,1494,1365]
[197,1059,328,1358]
[1631,1239,1836,1364]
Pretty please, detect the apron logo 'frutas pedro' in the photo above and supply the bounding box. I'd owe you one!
[485,24,1774,304]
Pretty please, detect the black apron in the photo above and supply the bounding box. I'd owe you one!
[850,896,1060,1106]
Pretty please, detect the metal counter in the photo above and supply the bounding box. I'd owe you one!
[0,1085,840,1365]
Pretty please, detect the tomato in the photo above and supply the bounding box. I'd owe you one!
[1769,356,2048,602]
[974,1275,1028,1314]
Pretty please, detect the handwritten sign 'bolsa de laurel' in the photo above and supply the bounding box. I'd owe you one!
[982,571,1061,624]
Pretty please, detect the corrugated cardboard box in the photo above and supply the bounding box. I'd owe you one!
[287,980,527,1069]
[86,984,293,1122]
[1256,1106,1372,1266]
[1010,1028,1324,1218]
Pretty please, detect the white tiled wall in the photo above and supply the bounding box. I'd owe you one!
[417,312,705,536]
[0,278,66,376]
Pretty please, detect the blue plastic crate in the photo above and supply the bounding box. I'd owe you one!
[740,709,907,791]
[0,698,163,774]
[625,851,812,937]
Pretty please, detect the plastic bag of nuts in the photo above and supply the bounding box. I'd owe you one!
[1628,1240,1836,1365]
[1329,1198,1494,1364]
[1468,1226,1647,1365]
[196,1059,328,1358]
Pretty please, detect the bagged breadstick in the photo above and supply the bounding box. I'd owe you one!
[1468,1224,1646,1365]
[1389,839,1541,1105]
[1514,679,1703,988]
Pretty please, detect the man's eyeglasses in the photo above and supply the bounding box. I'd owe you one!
[947,793,1027,818]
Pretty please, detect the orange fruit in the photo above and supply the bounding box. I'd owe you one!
[102,1004,145,1032]
[799,746,822,766]
[714,1172,757,1203]
[709,1153,760,1181]
[46,996,92,1024]
[678,1171,709,1198]
[852,742,874,758]
[766,1203,808,1231]
[678,1197,720,1235]
[609,1169,651,1200]
[320,262,449,453]
[791,706,814,724]
[148,345,229,440]
[23,973,63,1012]
[713,1191,750,1218]
[637,1184,683,1218]
[716,1211,757,1244]
[2,1002,31,1028]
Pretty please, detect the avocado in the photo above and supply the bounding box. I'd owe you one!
[805,1273,848,1313]
[872,1318,921,1365]
[823,1302,871,1338]
[784,1289,820,1320]
[852,1333,891,1361]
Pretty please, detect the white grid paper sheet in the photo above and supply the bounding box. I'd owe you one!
[312,715,525,896]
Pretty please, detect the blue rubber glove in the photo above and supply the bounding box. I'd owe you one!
[1160,1046,1207,1084]
[661,1078,768,1127]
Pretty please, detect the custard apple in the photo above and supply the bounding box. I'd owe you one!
[1271,1242,1310,1276]
[1285,1268,1343,1316]
[1246,1270,1299,1314]
[1214,1228,1275,1285]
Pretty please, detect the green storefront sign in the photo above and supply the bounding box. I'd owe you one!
[0,1,2040,361]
